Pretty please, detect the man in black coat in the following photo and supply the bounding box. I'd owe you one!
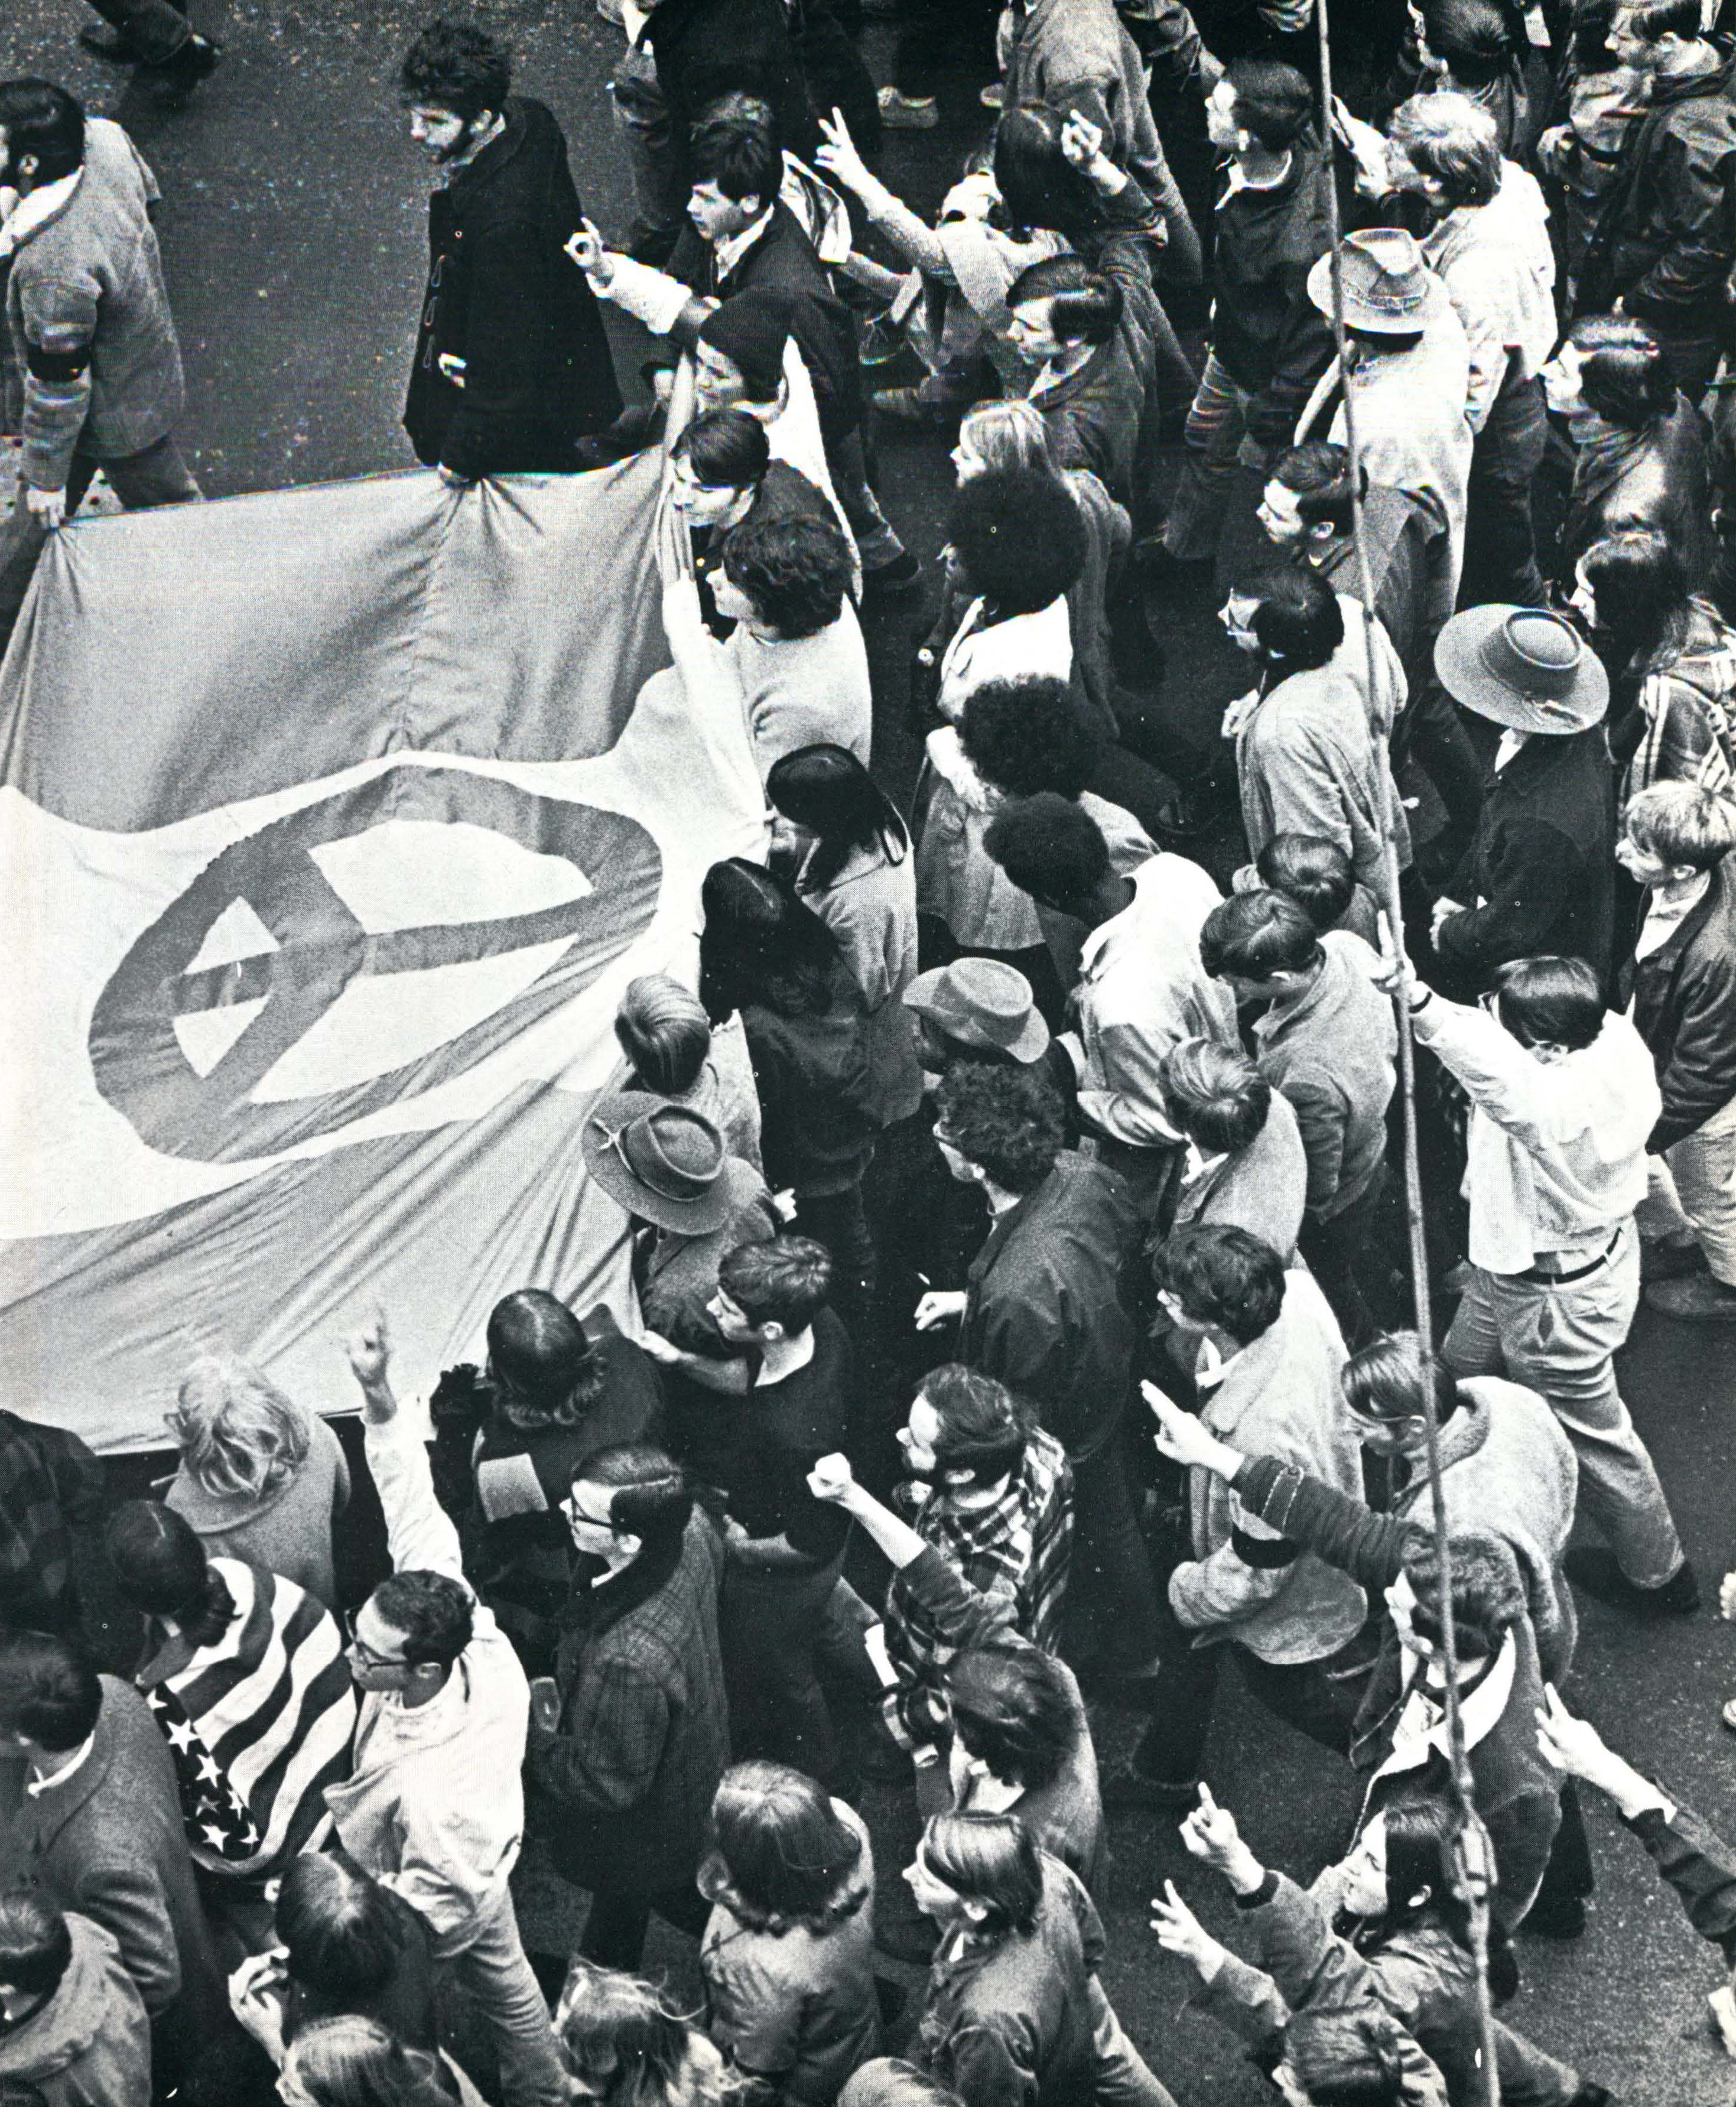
[399,24,621,482]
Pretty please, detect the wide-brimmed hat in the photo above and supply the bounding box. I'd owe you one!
[583,1092,733,1233]
[1307,228,1447,334]
[1434,605,1609,734]
[903,958,1049,1062]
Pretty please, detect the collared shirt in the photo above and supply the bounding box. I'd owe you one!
[1218,151,1292,206]
[27,1734,94,1797]
[713,203,775,285]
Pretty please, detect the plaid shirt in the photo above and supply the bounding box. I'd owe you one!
[883,1429,1073,1749]
[0,1410,104,1631]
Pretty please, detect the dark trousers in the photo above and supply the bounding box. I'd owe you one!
[1297,1160,1410,1351]
[1062,1417,1166,1675]
[1394,677,1486,864]
[793,1178,876,1338]
[720,1550,854,1790]
[576,1878,712,1972]
[1461,370,1549,608]
[87,0,190,60]
[894,0,1000,97]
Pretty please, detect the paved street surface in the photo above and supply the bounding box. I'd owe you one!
[8,5,1736,2100]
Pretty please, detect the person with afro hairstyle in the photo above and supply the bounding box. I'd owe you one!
[398,22,620,482]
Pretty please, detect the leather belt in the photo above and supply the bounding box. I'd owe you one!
[1519,1228,1621,1286]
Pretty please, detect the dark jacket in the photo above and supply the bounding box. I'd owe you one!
[1435,727,1615,995]
[0,1411,103,1636]
[1617,851,1736,1151]
[668,203,863,443]
[0,1911,152,2107]
[404,99,622,478]
[960,1151,1139,1460]
[528,1507,730,1894]
[284,1882,440,2054]
[0,1677,223,2027]
[1310,487,1439,700]
[1561,398,1711,586]
[740,960,881,1198]
[1627,1795,1736,1964]
[642,0,810,157]
[1210,132,1337,446]
[1578,45,1736,334]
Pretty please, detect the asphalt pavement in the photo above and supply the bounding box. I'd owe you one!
[8,5,1736,2100]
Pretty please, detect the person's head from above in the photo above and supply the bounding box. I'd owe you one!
[167,1352,310,1501]
[1206,57,1314,161]
[840,2063,965,2107]
[1609,0,1713,69]
[1004,253,1123,369]
[991,100,1105,237]
[1543,316,1675,430]
[981,791,1116,922]
[0,1895,72,2035]
[1256,834,1357,935]
[274,1855,407,2010]
[1283,2004,1415,2106]
[1332,1794,1474,1946]
[1199,889,1325,1012]
[0,80,85,194]
[706,1760,867,1933]
[485,1287,602,1431]
[668,408,771,527]
[766,742,909,886]
[947,469,1087,615]
[399,21,511,163]
[711,1234,833,1350]
[0,1631,102,1765]
[1384,90,1502,214]
[899,1362,1033,1490]
[698,856,843,1020]
[1433,603,1610,734]
[1390,1527,1527,1686]
[1259,442,1366,549]
[1221,567,1345,677]
[943,1641,1073,1804]
[905,1810,1042,1934]
[1620,779,1736,887]
[687,115,781,245]
[1307,226,1438,352]
[902,957,1051,1075]
[561,1442,693,1577]
[694,288,794,417]
[716,510,853,639]
[950,398,1058,486]
[555,1962,726,2107]
[102,1500,239,1646]
[1416,0,1517,78]
[1151,1223,1287,1356]
[1341,1330,1460,1459]
[1570,0,1624,72]
[586,1096,732,1238]
[349,1555,473,1703]
[960,677,1099,804]
[1488,954,1606,1064]
[1569,528,1688,652]
[614,974,713,1099]
[931,1059,1067,1199]
[1158,1036,1273,1159]
[277,2015,453,2107]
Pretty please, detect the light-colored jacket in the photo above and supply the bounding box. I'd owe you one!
[0,1913,151,2107]
[1172,1272,1367,1664]
[324,1412,530,1955]
[2,119,184,489]
[1410,993,1660,1274]
[1421,162,1557,432]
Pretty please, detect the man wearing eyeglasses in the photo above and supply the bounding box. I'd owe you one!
[323,1313,569,2107]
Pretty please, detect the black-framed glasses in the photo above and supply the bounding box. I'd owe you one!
[341,1608,408,1671]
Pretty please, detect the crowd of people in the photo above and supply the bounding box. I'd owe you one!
[9,0,1736,2099]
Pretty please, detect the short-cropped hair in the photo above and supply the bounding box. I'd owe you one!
[1243,565,1345,672]
[918,1363,1033,1487]
[1226,57,1315,150]
[1159,1036,1272,1154]
[168,1354,309,1500]
[692,116,782,203]
[1388,90,1503,208]
[718,1234,833,1331]
[934,1061,1066,1193]
[1005,253,1123,344]
[1199,889,1323,981]
[948,470,1087,613]
[921,1810,1043,1935]
[1403,1529,1527,1660]
[399,21,511,118]
[615,973,713,1095]
[370,1569,473,1670]
[0,1894,71,2000]
[275,1856,407,2004]
[1491,955,1605,1051]
[0,80,86,184]
[1342,1329,1458,1426]
[982,792,1109,908]
[944,1643,1074,1791]
[1624,781,1736,872]
[721,512,852,639]
[1273,440,1363,536]
[674,407,771,490]
[1256,834,1357,932]
[0,1632,102,1751]
[1617,0,1705,41]
[581,1443,695,1557]
[1569,315,1677,428]
[960,677,1098,799]
[1152,1224,1286,1346]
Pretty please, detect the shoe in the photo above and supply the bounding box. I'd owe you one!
[862,550,922,603]
[1519,1895,1585,1940]
[1565,1546,1700,1618]
[877,87,938,129]
[980,82,1006,107]
[872,385,968,428]
[78,26,139,59]
[1644,1272,1736,1321]
[1101,1764,1199,1813]
[1640,1234,1707,1283]
[152,31,222,84]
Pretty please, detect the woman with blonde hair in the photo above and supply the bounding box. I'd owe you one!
[554,1962,732,2107]
[164,1354,350,1609]
[277,2014,480,2106]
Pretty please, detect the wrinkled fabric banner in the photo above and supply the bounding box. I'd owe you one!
[0,459,765,1449]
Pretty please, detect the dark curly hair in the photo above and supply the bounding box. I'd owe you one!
[918,1363,1033,1487]
[1151,1224,1286,1347]
[399,21,511,119]
[933,1062,1065,1194]
[721,512,853,638]
[370,1569,474,1669]
[960,678,1098,799]
[948,469,1087,614]
[944,1643,1074,1791]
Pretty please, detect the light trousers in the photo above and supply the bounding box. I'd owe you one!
[1640,1094,1736,1285]
[438,1881,568,2107]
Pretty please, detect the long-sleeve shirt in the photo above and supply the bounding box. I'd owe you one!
[323,1411,530,1952]
[1419,163,1556,434]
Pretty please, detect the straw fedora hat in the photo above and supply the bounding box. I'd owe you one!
[1433,606,1609,734]
[902,957,1049,1062]
[583,1092,736,1234]
[1306,227,1448,334]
